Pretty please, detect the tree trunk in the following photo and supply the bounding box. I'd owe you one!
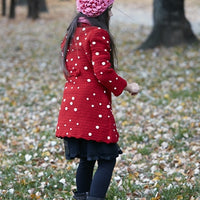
[27,0,32,18]
[17,0,26,6]
[32,0,39,19]
[39,0,48,12]
[9,0,16,18]
[2,0,6,16]
[139,0,199,49]
[27,0,40,19]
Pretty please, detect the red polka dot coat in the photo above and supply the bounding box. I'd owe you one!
[56,24,127,144]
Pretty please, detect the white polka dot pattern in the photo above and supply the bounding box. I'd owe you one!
[56,26,127,144]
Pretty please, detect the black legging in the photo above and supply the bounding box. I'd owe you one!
[76,158,116,198]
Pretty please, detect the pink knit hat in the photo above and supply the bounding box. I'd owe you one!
[76,0,114,17]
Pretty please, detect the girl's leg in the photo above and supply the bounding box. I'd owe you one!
[76,158,96,193]
[89,159,116,198]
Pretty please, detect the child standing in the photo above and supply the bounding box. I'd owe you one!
[56,0,140,199]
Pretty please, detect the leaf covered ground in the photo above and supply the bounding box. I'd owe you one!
[0,1,200,200]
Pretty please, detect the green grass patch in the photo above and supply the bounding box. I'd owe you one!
[137,146,152,156]
[169,89,199,100]
[153,182,200,200]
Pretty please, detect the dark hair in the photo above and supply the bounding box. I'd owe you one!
[61,8,117,77]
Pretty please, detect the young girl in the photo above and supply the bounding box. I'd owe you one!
[56,0,140,199]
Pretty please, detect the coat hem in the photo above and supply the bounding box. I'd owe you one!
[56,135,118,144]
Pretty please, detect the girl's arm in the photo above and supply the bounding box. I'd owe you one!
[90,28,127,96]
[90,28,140,97]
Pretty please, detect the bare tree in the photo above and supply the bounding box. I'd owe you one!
[2,0,6,16]
[139,0,199,49]
[39,0,48,12]
[9,0,16,19]
[17,0,26,6]
[2,0,48,19]
[27,0,40,19]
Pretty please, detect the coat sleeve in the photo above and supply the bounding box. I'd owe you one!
[89,28,127,96]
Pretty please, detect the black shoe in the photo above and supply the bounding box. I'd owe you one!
[73,191,88,200]
[87,196,105,200]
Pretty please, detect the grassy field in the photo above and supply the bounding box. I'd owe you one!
[0,0,200,200]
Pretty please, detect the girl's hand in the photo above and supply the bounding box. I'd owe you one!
[125,83,140,95]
